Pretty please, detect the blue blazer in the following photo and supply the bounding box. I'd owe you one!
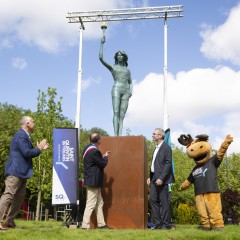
[82,144,108,188]
[5,128,42,178]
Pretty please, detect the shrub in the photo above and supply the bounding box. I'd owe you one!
[222,188,240,224]
[176,203,200,224]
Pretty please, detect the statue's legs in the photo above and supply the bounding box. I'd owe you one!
[112,89,130,136]
[112,95,121,136]
[113,115,119,136]
[118,98,129,136]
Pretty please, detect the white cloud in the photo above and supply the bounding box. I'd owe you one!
[72,76,101,94]
[0,0,136,53]
[0,38,12,49]
[218,112,240,154]
[124,2,240,154]
[82,77,101,91]
[12,57,27,70]
[126,66,240,153]
[200,4,240,66]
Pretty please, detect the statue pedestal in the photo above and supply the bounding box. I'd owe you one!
[90,136,148,229]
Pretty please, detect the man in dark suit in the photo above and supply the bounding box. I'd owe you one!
[81,132,111,230]
[0,116,49,230]
[147,128,175,230]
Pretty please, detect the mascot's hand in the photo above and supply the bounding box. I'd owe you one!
[179,180,191,191]
[225,135,233,144]
[217,134,233,160]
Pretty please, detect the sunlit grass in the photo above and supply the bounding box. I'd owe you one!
[1,220,240,240]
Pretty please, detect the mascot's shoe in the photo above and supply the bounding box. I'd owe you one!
[197,225,211,231]
[214,227,224,231]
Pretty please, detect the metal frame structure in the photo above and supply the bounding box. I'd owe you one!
[67,5,183,133]
[67,5,183,24]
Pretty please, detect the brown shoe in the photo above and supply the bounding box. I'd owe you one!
[197,225,211,231]
[6,222,17,229]
[0,222,7,230]
[214,227,224,231]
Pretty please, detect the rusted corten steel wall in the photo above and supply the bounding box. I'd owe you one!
[91,136,148,229]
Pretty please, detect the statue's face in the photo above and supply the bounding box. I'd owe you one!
[117,52,124,62]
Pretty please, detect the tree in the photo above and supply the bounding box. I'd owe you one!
[0,103,32,192]
[1,95,240,223]
[89,127,109,137]
[27,87,74,220]
[218,152,240,192]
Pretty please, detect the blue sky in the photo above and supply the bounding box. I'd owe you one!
[0,0,240,153]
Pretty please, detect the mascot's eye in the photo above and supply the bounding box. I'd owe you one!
[200,145,203,149]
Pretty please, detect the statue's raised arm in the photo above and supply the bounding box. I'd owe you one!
[99,36,112,72]
[99,33,133,136]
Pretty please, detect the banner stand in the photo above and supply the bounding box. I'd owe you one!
[52,128,80,227]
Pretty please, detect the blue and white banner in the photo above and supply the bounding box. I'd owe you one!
[52,128,79,205]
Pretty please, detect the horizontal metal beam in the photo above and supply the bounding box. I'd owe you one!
[66,5,183,24]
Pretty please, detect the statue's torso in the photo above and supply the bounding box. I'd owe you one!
[112,65,131,86]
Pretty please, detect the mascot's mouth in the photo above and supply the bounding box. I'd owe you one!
[194,154,207,162]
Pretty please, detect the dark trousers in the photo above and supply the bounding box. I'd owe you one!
[150,180,171,227]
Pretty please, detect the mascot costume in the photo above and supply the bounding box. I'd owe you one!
[178,134,233,231]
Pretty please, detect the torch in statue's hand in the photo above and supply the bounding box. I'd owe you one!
[101,21,107,38]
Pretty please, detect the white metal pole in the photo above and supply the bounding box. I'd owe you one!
[163,14,168,130]
[75,26,83,140]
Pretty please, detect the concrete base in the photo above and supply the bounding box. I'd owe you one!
[91,136,148,229]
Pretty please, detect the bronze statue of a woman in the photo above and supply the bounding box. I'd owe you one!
[99,35,133,136]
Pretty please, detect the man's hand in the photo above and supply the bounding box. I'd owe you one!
[155,179,163,186]
[147,178,150,186]
[103,151,110,157]
[37,139,49,151]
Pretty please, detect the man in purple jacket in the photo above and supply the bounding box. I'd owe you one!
[0,116,49,230]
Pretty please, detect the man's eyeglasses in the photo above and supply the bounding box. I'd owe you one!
[152,133,160,135]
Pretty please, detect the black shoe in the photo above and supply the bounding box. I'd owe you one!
[160,227,168,230]
[150,225,162,230]
[98,225,112,229]
[151,223,175,230]
[6,222,17,229]
[168,224,176,230]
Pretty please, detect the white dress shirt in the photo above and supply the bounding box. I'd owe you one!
[151,141,163,172]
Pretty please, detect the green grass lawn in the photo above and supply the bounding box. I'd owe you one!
[1,220,240,240]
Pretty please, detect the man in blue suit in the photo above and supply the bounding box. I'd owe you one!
[147,128,175,230]
[0,116,49,230]
[81,132,111,230]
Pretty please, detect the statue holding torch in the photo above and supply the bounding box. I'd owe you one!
[99,22,133,136]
